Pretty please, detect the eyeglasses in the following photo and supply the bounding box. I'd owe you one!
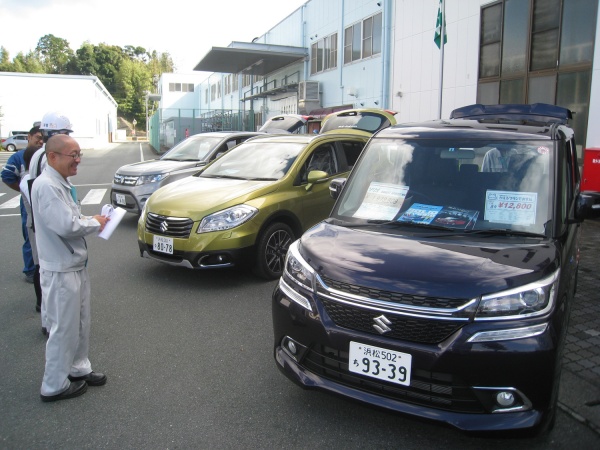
[51,152,83,160]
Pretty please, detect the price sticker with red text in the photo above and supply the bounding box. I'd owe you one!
[484,190,537,225]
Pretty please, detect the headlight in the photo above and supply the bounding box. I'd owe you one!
[136,173,168,185]
[197,205,258,233]
[475,270,559,320]
[284,240,315,290]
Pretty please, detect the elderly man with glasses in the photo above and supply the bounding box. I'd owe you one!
[31,134,110,402]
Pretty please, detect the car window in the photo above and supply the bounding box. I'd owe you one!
[334,138,554,235]
[320,112,393,134]
[210,139,240,161]
[201,141,305,180]
[161,136,222,161]
[299,144,338,183]
[339,140,365,169]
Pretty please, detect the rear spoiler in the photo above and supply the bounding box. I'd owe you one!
[450,103,572,125]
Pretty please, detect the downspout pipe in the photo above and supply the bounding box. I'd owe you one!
[381,0,392,110]
[339,0,345,102]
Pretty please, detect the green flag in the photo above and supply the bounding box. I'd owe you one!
[434,0,447,49]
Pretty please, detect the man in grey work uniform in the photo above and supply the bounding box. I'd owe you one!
[31,134,110,402]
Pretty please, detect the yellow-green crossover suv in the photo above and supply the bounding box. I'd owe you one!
[137,109,397,279]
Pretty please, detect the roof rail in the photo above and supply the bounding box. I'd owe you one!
[450,103,572,125]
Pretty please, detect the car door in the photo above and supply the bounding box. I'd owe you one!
[297,139,365,229]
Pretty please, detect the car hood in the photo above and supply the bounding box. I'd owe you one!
[146,176,277,219]
[299,222,558,300]
[116,159,204,176]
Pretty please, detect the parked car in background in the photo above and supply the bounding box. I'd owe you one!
[137,109,397,279]
[112,117,314,215]
[1,134,28,152]
[272,103,600,435]
[111,132,263,214]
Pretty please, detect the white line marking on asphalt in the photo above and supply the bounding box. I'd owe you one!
[0,194,21,209]
[140,143,144,162]
[81,189,106,205]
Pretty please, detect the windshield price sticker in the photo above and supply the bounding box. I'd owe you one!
[353,182,409,220]
[484,190,537,225]
[153,235,173,254]
[349,341,412,386]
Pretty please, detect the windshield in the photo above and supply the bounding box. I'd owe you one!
[200,142,305,180]
[333,138,554,235]
[160,136,222,161]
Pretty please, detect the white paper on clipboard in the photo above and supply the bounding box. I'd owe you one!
[98,204,126,240]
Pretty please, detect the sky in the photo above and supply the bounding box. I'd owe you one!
[0,0,307,76]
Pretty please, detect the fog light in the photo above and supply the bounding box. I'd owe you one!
[496,391,515,407]
[287,340,297,355]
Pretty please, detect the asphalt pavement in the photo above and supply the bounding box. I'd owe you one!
[559,217,600,435]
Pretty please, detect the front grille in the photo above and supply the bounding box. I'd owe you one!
[146,213,194,238]
[319,275,467,309]
[114,174,139,185]
[321,298,463,344]
[302,344,483,413]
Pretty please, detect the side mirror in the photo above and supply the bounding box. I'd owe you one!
[305,170,329,191]
[329,178,347,200]
[575,191,600,220]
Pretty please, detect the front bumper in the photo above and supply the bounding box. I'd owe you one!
[272,284,562,432]
[137,219,258,269]
[110,187,149,214]
[138,240,254,269]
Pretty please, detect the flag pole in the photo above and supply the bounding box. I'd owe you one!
[437,0,446,119]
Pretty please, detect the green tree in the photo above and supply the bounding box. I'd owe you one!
[0,47,14,72]
[36,34,74,74]
[13,51,45,73]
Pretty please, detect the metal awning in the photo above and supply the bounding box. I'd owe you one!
[193,41,307,76]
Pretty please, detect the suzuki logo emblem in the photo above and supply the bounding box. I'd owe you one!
[160,221,169,233]
[373,315,392,334]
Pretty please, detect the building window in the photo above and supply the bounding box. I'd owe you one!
[477,0,598,153]
[344,13,382,65]
[311,33,338,75]
[169,83,194,92]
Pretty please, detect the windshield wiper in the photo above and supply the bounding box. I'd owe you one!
[246,177,278,181]
[341,219,450,231]
[200,174,245,180]
[460,229,546,238]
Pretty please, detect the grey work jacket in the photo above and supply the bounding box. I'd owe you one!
[31,165,100,272]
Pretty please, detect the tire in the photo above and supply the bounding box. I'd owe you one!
[7,144,16,152]
[254,222,294,280]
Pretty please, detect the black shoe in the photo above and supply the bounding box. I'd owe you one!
[40,380,87,402]
[68,371,107,386]
[41,327,48,336]
[36,305,41,312]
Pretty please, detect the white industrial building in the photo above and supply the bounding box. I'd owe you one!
[150,0,599,161]
[0,72,118,149]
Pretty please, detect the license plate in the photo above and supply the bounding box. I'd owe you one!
[115,193,126,205]
[153,235,173,254]
[349,341,412,386]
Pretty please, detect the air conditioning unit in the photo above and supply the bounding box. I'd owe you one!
[298,81,320,102]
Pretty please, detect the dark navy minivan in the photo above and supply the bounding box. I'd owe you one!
[272,104,600,435]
